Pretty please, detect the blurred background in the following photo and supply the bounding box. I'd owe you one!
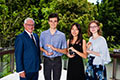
[0,0,120,79]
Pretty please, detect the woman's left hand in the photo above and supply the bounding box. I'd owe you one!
[69,47,75,52]
[87,49,92,54]
[67,52,75,58]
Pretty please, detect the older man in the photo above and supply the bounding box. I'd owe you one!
[15,17,41,80]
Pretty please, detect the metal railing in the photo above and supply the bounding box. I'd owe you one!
[0,48,15,78]
[110,51,120,80]
[0,48,120,79]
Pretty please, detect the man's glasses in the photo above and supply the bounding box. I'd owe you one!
[49,20,58,23]
[25,24,34,26]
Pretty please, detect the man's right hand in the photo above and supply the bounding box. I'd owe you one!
[48,52,53,56]
[45,51,53,56]
[19,72,26,78]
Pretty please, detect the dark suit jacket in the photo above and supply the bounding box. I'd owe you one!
[15,31,41,73]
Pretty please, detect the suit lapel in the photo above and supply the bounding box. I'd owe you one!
[23,31,36,46]
[23,31,31,39]
[23,31,38,48]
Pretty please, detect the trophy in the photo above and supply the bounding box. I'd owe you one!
[87,42,93,51]
[69,49,75,55]
[47,46,52,53]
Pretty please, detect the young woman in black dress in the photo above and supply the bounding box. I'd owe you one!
[66,23,87,80]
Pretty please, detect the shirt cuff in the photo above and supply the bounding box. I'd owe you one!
[19,71,24,74]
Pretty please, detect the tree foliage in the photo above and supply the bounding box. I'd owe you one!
[40,0,96,40]
[0,0,120,48]
[0,0,41,47]
[96,0,120,46]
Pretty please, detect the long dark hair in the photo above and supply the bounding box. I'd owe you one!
[69,23,83,44]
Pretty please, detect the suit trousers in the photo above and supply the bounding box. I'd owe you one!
[20,72,39,80]
[43,56,62,80]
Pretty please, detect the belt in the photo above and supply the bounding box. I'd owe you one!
[44,56,61,61]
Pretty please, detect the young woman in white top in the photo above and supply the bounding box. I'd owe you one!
[86,20,111,80]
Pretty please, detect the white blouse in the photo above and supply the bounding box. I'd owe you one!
[88,36,111,65]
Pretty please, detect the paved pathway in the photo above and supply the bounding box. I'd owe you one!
[0,64,67,80]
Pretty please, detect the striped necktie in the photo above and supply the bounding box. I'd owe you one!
[31,34,36,46]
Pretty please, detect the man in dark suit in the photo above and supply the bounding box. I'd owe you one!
[15,17,41,80]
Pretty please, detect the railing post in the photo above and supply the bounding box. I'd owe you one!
[0,56,3,72]
[10,53,14,72]
[112,58,117,80]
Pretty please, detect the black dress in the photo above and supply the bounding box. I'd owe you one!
[67,41,85,80]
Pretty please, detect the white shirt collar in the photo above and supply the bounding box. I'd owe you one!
[25,30,33,38]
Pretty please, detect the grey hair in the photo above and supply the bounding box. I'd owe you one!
[24,17,35,24]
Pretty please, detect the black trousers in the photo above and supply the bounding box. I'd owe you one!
[43,56,62,80]
[20,72,39,80]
